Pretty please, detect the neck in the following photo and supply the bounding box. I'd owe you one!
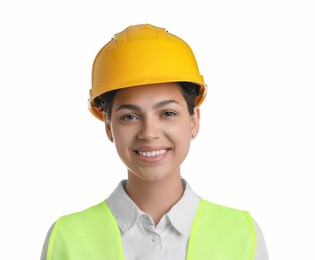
[125,173,184,225]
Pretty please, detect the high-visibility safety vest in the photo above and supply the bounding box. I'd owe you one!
[46,198,256,259]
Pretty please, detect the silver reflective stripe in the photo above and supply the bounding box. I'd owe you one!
[40,223,55,260]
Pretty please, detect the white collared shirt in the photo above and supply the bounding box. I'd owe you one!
[41,180,269,260]
[105,180,269,260]
[106,180,200,260]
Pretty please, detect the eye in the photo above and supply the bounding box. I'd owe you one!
[120,114,139,121]
[162,111,177,117]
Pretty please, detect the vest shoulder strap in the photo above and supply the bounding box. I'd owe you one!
[47,201,124,260]
[187,198,257,260]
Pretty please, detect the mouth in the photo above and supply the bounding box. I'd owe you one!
[134,149,170,158]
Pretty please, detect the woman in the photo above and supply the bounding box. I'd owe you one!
[41,24,269,260]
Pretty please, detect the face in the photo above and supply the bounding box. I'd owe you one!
[105,83,200,183]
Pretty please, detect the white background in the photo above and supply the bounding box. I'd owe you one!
[0,0,314,259]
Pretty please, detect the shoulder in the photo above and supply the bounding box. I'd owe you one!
[54,201,112,232]
[199,198,253,219]
[48,200,117,249]
[195,198,256,237]
[45,202,124,260]
[61,200,108,219]
[188,198,258,259]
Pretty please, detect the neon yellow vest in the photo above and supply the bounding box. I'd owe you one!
[47,199,256,259]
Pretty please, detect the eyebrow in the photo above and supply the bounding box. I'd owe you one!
[116,100,181,112]
[153,100,180,109]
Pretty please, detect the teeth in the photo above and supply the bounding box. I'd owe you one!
[138,149,167,157]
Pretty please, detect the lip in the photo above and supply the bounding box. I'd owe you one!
[133,146,171,162]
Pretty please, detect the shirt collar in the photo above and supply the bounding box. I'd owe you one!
[106,179,200,236]
[106,180,143,234]
[166,180,200,235]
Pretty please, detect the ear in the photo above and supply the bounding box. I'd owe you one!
[103,113,114,142]
[191,106,200,139]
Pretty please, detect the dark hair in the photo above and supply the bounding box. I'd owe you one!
[177,82,200,115]
[93,82,201,120]
[93,89,119,120]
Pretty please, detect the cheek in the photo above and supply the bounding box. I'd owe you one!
[111,121,130,140]
[111,125,136,155]
[167,121,192,145]
[170,117,192,134]
[112,127,129,146]
[113,135,132,165]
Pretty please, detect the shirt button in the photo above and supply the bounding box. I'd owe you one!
[151,235,159,243]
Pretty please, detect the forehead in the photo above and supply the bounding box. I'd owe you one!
[113,82,185,105]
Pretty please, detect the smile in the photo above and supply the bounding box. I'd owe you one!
[136,149,168,158]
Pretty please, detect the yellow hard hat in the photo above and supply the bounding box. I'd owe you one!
[88,24,207,121]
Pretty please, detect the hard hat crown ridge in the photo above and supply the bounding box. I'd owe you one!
[88,23,207,121]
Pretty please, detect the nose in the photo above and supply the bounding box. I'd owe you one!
[137,116,161,141]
